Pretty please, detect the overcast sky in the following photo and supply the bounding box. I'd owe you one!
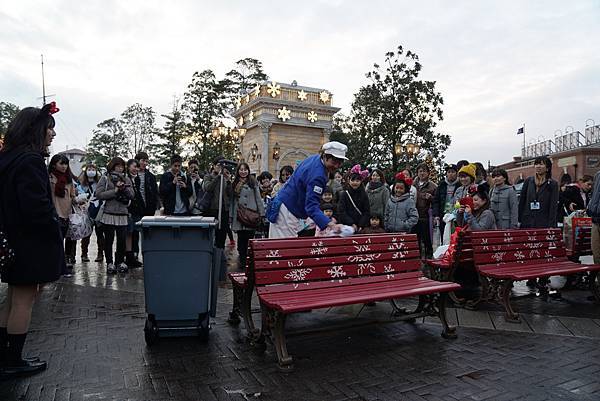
[2,0,599,165]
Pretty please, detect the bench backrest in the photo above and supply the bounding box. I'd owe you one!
[470,228,565,267]
[249,233,421,288]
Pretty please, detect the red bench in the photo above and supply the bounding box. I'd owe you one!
[242,233,460,371]
[469,228,600,322]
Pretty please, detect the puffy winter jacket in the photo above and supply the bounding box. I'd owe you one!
[384,193,419,233]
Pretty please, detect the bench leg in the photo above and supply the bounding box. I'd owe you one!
[242,284,260,342]
[227,284,243,325]
[590,271,600,303]
[437,293,457,339]
[263,308,293,372]
[499,279,520,323]
[465,274,489,310]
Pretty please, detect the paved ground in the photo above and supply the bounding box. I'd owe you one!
[1,237,600,400]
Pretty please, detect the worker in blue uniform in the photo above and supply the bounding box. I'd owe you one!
[268,141,347,238]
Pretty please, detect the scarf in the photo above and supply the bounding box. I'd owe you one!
[368,181,383,191]
[53,170,69,198]
[234,177,248,197]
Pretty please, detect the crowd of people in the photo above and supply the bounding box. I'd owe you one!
[1,103,599,378]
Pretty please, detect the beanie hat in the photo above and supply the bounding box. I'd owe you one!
[458,163,476,180]
[320,202,334,212]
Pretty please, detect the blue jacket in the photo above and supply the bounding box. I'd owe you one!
[278,154,330,229]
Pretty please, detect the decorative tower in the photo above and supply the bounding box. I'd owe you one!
[231,81,340,175]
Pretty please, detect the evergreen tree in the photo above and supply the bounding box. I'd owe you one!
[150,100,187,170]
[85,118,128,168]
[182,70,226,168]
[337,45,451,174]
[220,58,268,113]
[0,102,20,143]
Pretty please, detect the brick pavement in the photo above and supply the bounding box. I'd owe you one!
[1,238,600,400]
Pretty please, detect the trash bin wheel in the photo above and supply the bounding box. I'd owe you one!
[144,316,159,346]
[198,314,210,342]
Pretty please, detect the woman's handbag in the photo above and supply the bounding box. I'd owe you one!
[237,204,260,228]
[67,205,94,240]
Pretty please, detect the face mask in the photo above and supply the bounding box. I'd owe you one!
[86,170,97,178]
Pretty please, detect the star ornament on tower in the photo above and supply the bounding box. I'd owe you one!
[267,82,281,97]
[307,111,318,123]
[248,110,254,122]
[297,90,308,101]
[319,91,330,103]
[277,107,291,121]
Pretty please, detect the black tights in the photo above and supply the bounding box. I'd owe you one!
[102,225,127,264]
[236,230,255,270]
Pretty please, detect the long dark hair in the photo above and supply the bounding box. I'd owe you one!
[48,154,73,184]
[233,162,256,189]
[278,165,294,183]
[1,106,56,156]
[534,156,552,180]
[473,190,490,217]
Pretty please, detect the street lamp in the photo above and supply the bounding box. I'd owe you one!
[251,143,258,162]
[272,142,281,160]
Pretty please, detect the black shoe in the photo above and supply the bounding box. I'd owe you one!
[526,279,537,288]
[62,266,74,278]
[0,359,47,377]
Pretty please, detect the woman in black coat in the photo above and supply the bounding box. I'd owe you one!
[0,103,64,377]
[518,156,559,228]
[337,166,371,232]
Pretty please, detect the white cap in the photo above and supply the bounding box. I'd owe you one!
[321,141,348,160]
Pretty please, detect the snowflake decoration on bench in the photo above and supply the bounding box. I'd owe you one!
[357,263,376,275]
[327,266,346,279]
[492,252,506,262]
[513,251,525,260]
[307,111,318,123]
[267,250,280,258]
[277,107,291,121]
[284,268,312,282]
[267,82,281,97]
[384,264,395,279]
[310,247,328,255]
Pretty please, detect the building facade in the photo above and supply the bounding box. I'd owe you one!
[232,81,340,176]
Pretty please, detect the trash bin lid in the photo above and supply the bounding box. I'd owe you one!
[140,216,217,227]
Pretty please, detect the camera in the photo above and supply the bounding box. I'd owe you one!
[218,159,237,173]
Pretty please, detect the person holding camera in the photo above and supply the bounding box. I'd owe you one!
[95,157,135,274]
[187,159,203,214]
[159,155,192,216]
[202,156,233,248]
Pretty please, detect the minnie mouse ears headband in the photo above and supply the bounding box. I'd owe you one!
[394,172,413,187]
[42,101,60,115]
[32,101,60,127]
[350,164,369,180]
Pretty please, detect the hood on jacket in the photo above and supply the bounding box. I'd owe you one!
[390,193,411,202]
[445,178,458,186]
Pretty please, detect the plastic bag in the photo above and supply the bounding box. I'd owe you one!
[67,206,93,240]
[432,226,441,250]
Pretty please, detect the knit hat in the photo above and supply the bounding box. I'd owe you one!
[458,163,476,180]
[320,203,334,212]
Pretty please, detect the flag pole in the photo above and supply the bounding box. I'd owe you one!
[522,123,526,157]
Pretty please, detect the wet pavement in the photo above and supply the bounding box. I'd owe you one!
[1,235,600,400]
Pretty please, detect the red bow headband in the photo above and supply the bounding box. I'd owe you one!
[394,172,413,187]
[350,164,369,180]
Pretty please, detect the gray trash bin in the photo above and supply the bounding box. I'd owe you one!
[139,216,219,345]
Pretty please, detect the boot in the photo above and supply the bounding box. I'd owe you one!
[126,252,142,268]
[0,333,46,377]
[0,328,39,365]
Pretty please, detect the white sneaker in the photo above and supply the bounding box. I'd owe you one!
[107,263,117,274]
[118,262,129,273]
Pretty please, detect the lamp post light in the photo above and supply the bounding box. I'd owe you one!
[272,142,281,160]
[211,122,247,158]
[251,143,259,162]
